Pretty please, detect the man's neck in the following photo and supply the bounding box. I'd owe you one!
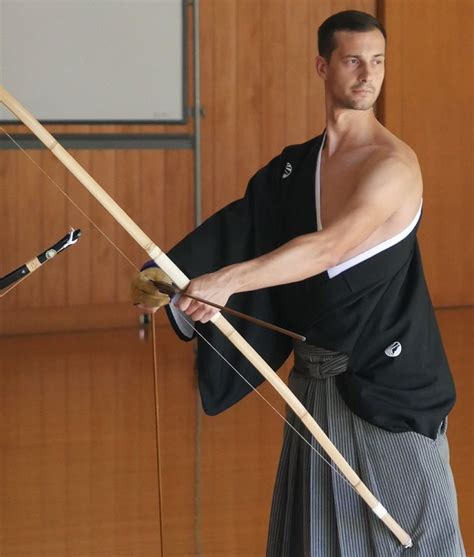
[323,107,381,156]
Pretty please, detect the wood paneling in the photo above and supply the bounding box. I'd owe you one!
[380,0,474,307]
[5,2,472,557]
[0,330,164,556]
[2,2,471,320]
[1,151,18,310]
[0,325,286,557]
[0,309,471,556]
[437,308,474,554]
[199,359,291,556]
[379,7,474,551]
[1,0,378,333]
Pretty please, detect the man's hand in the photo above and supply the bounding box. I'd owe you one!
[175,269,236,323]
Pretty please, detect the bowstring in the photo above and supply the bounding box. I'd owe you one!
[179,312,354,492]
[0,126,138,273]
[1,123,355,526]
[151,315,166,557]
[0,125,167,551]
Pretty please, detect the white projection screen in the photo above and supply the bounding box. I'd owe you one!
[0,0,187,123]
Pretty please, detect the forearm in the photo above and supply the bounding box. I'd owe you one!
[222,231,336,294]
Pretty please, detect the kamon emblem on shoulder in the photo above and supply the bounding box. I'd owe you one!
[282,162,292,179]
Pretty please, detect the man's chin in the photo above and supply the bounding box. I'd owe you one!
[333,96,377,112]
[346,100,375,111]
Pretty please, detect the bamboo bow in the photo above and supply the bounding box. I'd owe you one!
[0,84,413,549]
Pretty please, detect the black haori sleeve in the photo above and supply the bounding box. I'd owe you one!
[152,154,293,415]
[144,134,323,415]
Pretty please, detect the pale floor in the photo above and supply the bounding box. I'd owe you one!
[0,309,472,556]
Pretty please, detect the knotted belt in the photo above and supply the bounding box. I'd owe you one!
[293,340,349,379]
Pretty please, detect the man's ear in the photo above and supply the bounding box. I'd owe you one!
[315,55,329,80]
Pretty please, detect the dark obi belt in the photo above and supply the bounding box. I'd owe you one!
[293,340,349,380]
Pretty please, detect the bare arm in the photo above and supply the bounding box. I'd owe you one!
[178,154,420,322]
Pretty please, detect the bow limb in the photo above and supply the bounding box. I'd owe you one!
[0,85,189,291]
[0,84,412,549]
[0,228,81,294]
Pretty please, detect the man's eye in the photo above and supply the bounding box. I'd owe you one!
[349,58,359,64]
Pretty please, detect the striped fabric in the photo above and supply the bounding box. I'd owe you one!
[267,344,466,557]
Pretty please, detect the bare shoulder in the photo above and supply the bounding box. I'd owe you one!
[358,131,423,207]
[354,130,423,245]
[365,131,421,180]
[320,128,423,261]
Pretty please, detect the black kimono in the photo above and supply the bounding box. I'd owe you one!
[160,133,455,440]
[144,133,465,556]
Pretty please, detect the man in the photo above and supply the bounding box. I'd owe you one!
[133,10,465,557]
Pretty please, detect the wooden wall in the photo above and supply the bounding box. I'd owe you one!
[0,330,164,556]
[380,0,473,307]
[1,0,471,326]
[0,0,377,334]
[0,132,195,334]
[1,0,472,555]
[380,0,473,552]
[1,314,471,555]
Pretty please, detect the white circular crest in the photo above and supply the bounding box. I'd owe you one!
[385,341,402,358]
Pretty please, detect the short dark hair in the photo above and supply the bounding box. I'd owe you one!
[318,10,386,61]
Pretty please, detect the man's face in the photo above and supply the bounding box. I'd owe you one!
[318,29,386,111]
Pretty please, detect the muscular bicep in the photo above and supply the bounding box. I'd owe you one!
[318,155,420,265]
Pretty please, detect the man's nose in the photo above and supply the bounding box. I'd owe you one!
[358,65,374,82]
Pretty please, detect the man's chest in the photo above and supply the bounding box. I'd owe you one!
[319,150,371,228]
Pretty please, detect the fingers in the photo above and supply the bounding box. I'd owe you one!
[173,272,232,324]
[176,294,192,312]
[175,296,218,323]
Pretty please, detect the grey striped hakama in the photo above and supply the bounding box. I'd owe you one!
[267,343,466,557]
